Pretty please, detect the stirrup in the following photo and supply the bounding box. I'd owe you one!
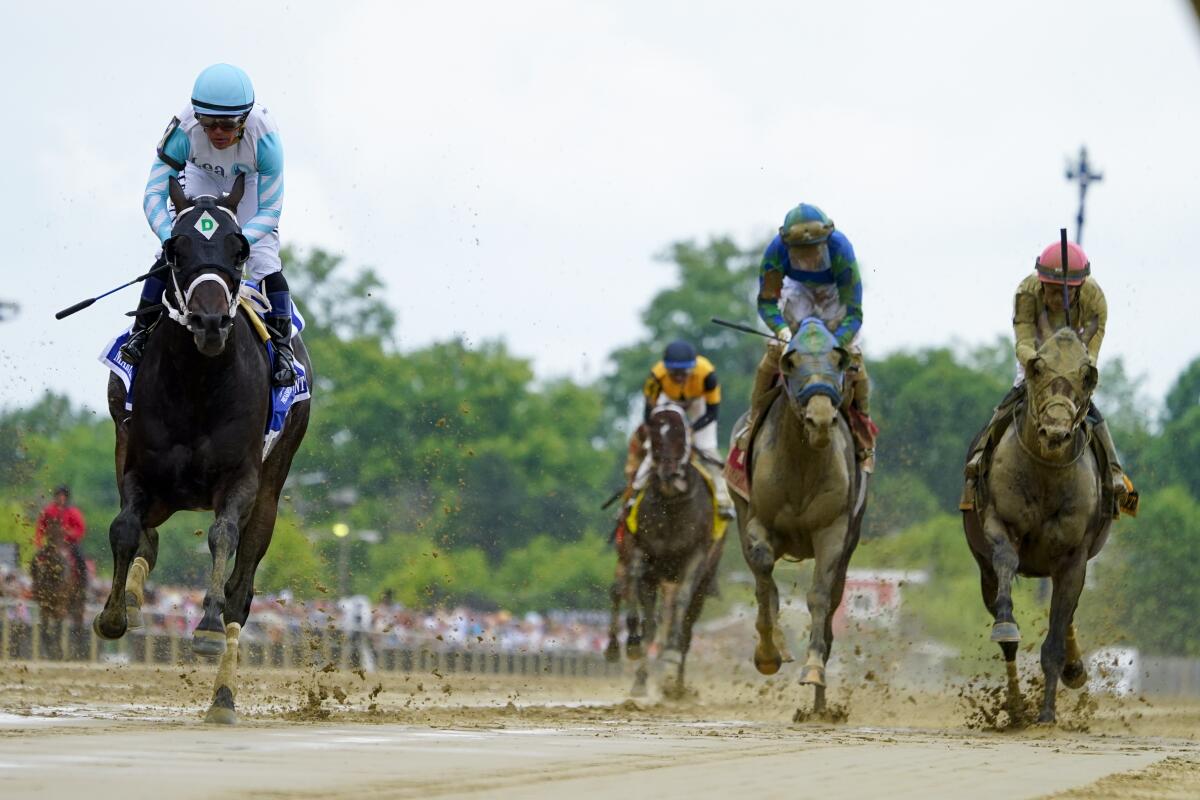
[119,329,150,365]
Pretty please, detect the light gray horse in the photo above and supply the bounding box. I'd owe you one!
[731,318,869,715]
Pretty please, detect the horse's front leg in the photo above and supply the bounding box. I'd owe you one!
[94,477,151,641]
[982,511,1021,643]
[193,470,259,656]
[801,515,851,712]
[741,516,783,675]
[664,549,706,661]
[625,548,646,660]
[1039,556,1087,724]
[125,526,160,630]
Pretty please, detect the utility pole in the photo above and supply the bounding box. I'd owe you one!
[1065,145,1103,245]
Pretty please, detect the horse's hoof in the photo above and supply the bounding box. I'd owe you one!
[204,705,238,725]
[125,602,145,632]
[1061,661,1088,689]
[799,665,826,687]
[604,641,621,663]
[92,613,126,641]
[192,628,227,657]
[1036,710,1057,726]
[990,621,1021,643]
[626,641,644,661]
[754,651,782,676]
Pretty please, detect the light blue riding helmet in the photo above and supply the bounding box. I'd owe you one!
[191,64,255,117]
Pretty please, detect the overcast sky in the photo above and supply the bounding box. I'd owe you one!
[2,1,1198,414]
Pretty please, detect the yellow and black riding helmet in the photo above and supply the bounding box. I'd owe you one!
[779,203,835,246]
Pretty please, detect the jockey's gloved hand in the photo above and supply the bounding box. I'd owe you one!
[775,326,792,344]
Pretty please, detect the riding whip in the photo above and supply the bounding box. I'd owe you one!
[54,261,172,320]
[710,317,778,340]
[1059,227,1071,328]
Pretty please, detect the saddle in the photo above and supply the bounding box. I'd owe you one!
[725,380,868,501]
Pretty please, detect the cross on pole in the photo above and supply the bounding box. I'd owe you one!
[1065,145,1103,245]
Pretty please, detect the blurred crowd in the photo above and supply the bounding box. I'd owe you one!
[0,562,609,655]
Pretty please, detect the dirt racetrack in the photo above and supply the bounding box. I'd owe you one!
[0,660,1197,799]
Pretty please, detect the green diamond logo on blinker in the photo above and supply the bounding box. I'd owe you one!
[194,211,218,240]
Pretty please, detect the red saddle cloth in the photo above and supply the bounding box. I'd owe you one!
[724,442,751,501]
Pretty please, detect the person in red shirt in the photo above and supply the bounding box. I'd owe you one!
[34,485,86,550]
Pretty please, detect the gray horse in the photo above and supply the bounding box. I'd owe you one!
[731,318,869,715]
[963,320,1111,724]
[626,403,724,698]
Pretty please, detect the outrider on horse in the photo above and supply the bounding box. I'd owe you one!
[93,175,311,724]
[726,317,870,716]
[30,518,88,661]
[622,402,726,698]
[961,234,1135,725]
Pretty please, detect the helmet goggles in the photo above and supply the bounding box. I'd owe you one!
[196,114,247,131]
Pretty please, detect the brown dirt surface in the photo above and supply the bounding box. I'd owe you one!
[1038,755,1200,799]
[1,660,1198,799]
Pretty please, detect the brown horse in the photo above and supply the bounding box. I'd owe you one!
[625,403,723,697]
[963,321,1110,724]
[731,318,868,716]
[30,519,87,661]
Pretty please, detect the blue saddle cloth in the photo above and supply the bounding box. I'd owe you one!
[99,295,310,459]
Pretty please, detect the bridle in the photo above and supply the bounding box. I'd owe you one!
[163,199,269,328]
[650,404,692,492]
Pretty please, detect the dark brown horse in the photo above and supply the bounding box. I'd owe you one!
[30,519,87,660]
[963,321,1110,724]
[625,403,723,697]
[93,176,311,724]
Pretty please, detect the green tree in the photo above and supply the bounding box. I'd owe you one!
[603,237,764,444]
[1102,487,1200,656]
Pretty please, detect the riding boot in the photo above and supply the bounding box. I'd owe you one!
[742,343,783,448]
[847,352,877,473]
[1090,418,1129,501]
[701,459,735,519]
[118,271,168,365]
[268,316,298,387]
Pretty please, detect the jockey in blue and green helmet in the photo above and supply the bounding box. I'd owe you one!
[747,203,876,471]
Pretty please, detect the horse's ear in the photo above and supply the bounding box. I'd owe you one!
[220,173,246,211]
[1027,356,1046,381]
[1035,308,1053,346]
[224,232,250,264]
[168,176,190,212]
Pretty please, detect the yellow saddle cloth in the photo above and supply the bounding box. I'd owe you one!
[626,458,728,542]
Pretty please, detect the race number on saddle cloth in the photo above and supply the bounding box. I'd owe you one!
[725,319,851,500]
[99,283,309,459]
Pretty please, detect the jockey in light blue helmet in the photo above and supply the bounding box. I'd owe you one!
[124,63,297,387]
[191,63,255,117]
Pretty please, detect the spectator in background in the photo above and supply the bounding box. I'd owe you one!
[34,485,88,584]
[35,485,86,550]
